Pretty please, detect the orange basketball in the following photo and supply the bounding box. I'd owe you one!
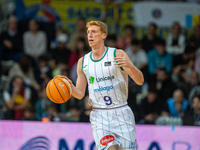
[46,77,72,104]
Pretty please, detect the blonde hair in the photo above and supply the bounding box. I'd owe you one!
[86,21,108,35]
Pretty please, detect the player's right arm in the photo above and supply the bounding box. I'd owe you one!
[71,57,87,99]
[54,58,87,100]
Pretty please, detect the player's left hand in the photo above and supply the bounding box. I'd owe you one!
[113,56,134,69]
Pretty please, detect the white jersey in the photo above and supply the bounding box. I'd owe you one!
[82,47,128,108]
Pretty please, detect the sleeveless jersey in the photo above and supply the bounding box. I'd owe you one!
[82,47,128,108]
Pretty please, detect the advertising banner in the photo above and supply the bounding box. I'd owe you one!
[15,0,133,34]
[0,121,200,150]
[134,2,200,28]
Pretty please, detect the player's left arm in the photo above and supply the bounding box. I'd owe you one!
[114,49,144,85]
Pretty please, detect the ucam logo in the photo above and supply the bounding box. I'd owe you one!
[94,86,113,92]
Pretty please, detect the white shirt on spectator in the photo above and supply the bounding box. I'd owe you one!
[166,33,185,55]
[125,47,148,68]
[3,87,31,102]
[5,63,37,90]
[23,31,47,58]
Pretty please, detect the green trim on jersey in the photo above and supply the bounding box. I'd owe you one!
[113,48,124,71]
[113,48,116,57]
[82,56,85,71]
[90,47,108,62]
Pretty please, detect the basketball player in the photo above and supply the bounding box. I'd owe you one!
[55,21,144,150]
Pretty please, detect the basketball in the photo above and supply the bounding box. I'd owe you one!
[46,77,72,104]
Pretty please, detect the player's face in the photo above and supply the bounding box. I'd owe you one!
[87,25,106,48]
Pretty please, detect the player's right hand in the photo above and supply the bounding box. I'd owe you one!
[53,75,73,85]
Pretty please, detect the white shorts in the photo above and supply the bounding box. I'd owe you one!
[90,105,137,150]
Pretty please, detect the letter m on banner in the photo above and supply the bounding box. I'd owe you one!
[59,139,84,150]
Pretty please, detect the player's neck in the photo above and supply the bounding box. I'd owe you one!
[91,45,107,60]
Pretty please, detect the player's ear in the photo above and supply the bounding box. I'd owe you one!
[102,33,107,40]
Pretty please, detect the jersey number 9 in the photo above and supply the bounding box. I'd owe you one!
[104,96,112,105]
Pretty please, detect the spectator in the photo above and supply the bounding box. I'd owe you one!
[50,27,66,50]
[127,90,140,123]
[125,39,148,82]
[161,89,190,117]
[34,55,52,88]
[23,19,47,60]
[117,24,135,50]
[179,70,200,99]
[125,39,148,71]
[66,105,81,122]
[0,15,23,61]
[148,39,173,76]
[189,24,200,49]
[35,88,53,121]
[68,37,89,69]
[172,45,196,84]
[47,104,62,122]
[51,61,69,77]
[21,105,37,121]
[48,59,58,77]
[194,47,200,74]
[5,54,40,91]
[70,63,78,85]
[188,85,200,107]
[139,87,162,124]
[189,70,200,88]
[142,23,160,53]
[50,34,71,67]
[151,68,177,103]
[61,68,70,77]
[3,76,31,120]
[61,96,84,114]
[184,95,200,126]
[68,18,88,51]
[166,22,186,55]
[79,95,92,122]
[106,34,118,48]
[0,63,2,77]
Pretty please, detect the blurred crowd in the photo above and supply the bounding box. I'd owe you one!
[66,0,200,4]
[0,15,200,126]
